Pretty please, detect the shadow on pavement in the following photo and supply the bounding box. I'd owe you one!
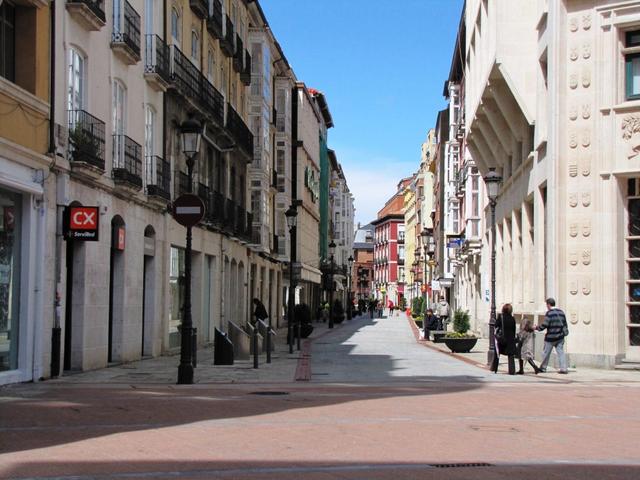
[2,460,640,480]
[0,378,483,454]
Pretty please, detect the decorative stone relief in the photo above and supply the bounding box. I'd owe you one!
[569,132,578,149]
[582,220,591,237]
[582,249,591,265]
[582,192,591,207]
[582,43,591,59]
[570,280,578,295]
[582,277,591,295]
[569,17,579,32]
[621,115,640,158]
[570,310,579,324]
[582,310,592,325]
[583,14,592,30]
[570,47,579,61]
[569,105,578,121]
[570,251,578,266]
[581,154,591,176]
[569,222,578,237]
[569,192,578,207]
[582,104,591,119]
[582,68,591,88]
[582,130,591,147]
[569,73,578,89]
[569,158,578,177]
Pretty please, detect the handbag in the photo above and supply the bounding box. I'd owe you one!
[495,314,505,342]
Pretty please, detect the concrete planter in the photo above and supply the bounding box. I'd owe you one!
[443,337,478,353]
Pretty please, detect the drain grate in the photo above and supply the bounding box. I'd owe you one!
[430,463,493,468]
[248,391,290,396]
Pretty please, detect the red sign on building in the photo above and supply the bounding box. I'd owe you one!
[64,206,100,241]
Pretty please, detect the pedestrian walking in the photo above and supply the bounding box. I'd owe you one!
[252,298,268,325]
[491,303,517,375]
[377,300,383,318]
[516,319,542,374]
[387,299,394,317]
[436,297,450,330]
[537,297,569,374]
[423,308,438,341]
[369,298,377,319]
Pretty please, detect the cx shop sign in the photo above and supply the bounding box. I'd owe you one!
[64,206,100,241]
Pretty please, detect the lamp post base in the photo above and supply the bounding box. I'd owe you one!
[177,363,194,384]
[487,349,496,368]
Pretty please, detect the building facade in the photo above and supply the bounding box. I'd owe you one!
[352,222,374,300]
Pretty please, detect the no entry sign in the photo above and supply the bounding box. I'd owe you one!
[172,194,205,227]
[64,206,100,241]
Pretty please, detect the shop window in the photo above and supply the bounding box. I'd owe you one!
[0,188,21,371]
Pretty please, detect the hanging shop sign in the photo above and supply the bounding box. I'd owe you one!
[63,206,100,241]
[113,226,126,251]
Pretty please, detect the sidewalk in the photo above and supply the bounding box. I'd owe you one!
[405,313,640,383]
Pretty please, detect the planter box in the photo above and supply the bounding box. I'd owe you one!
[432,331,447,343]
[444,337,478,353]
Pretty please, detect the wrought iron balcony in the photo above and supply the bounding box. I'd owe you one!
[112,134,143,189]
[235,204,245,236]
[175,170,190,198]
[68,109,106,171]
[111,0,140,64]
[224,197,235,230]
[220,15,235,57]
[233,34,243,73]
[145,155,170,200]
[207,0,223,39]
[144,34,170,90]
[240,50,251,86]
[207,190,225,224]
[272,234,279,255]
[66,0,106,31]
[201,76,224,127]
[197,182,211,206]
[245,212,253,242]
[226,103,253,158]
[170,45,201,106]
[189,0,208,19]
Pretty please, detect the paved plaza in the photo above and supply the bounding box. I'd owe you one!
[1,313,640,479]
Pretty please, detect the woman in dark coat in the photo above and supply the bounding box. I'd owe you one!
[490,303,517,375]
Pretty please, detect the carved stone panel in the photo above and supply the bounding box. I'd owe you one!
[582,249,591,266]
[582,192,591,207]
[570,279,578,295]
[582,130,591,147]
[583,14,591,30]
[569,17,579,32]
[582,310,592,325]
[570,47,578,61]
[582,220,591,237]
[581,154,591,176]
[569,192,578,207]
[582,277,591,295]
[569,132,578,149]
[622,115,640,159]
[582,104,590,119]
[570,73,578,90]
[570,251,578,266]
[569,105,578,121]
[582,69,591,88]
[570,310,579,324]
[569,222,578,237]
[582,43,591,59]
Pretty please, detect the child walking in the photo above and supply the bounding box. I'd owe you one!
[517,319,542,374]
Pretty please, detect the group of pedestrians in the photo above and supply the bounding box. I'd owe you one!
[491,297,569,375]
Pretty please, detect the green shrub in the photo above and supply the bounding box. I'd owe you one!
[411,297,423,317]
[452,309,471,334]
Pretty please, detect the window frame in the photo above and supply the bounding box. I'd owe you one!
[67,47,86,112]
[625,30,640,101]
[0,0,16,82]
[171,7,181,46]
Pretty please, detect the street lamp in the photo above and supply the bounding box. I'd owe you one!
[347,255,354,319]
[328,240,336,329]
[484,167,503,367]
[285,204,298,354]
[421,228,434,308]
[177,115,203,385]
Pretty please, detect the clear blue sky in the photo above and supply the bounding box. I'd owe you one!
[260,0,464,225]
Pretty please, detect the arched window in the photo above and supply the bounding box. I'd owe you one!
[171,7,180,46]
[191,30,199,68]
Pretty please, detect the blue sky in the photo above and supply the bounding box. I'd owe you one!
[260,0,464,225]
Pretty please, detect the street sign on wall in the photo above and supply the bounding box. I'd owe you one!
[63,206,100,241]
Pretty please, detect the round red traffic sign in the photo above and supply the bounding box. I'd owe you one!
[172,194,205,227]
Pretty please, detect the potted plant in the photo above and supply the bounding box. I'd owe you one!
[444,309,478,353]
[69,126,101,167]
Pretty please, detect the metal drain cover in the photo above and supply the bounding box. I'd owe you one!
[430,463,493,468]
[248,391,290,396]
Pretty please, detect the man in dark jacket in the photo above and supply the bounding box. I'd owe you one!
[253,298,268,324]
[537,297,568,374]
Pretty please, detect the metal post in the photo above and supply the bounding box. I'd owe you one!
[253,315,259,369]
[266,315,272,363]
[346,268,352,320]
[288,256,294,354]
[487,198,497,366]
[296,314,301,351]
[328,255,334,329]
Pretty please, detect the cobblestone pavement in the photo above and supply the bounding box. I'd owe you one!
[1,313,639,479]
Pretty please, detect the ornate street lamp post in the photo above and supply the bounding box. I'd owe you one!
[285,204,298,354]
[328,240,336,329]
[347,255,354,319]
[177,116,203,385]
[421,228,435,308]
[484,168,503,366]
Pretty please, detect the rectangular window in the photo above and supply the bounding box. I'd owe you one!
[68,49,85,112]
[626,30,640,100]
[0,2,15,82]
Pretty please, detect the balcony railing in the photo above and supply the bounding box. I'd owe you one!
[235,204,245,236]
[189,0,208,19]
[224,198,235,230]
[112,134,143,188]
[207,190,225,224]
[233,34,243,73]
[207,0,223,39]
[220,15,235,56]
[240,50,251,85]
[170,45,201,106]
[197,182,210,208]
[144,34,170,84]
[68,109,106,170]
[175,170,190,198]
[111,0,140,61]
[145,155,170,200]
[201,76,224,127]
[226,103,253,158]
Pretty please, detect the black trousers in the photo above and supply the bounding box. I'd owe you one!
[491,353,516,375]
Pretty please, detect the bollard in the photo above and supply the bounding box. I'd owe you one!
[253,318,259,369]
[51,327,61,378]
[266,321,272,364]
[296,320,301,351]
